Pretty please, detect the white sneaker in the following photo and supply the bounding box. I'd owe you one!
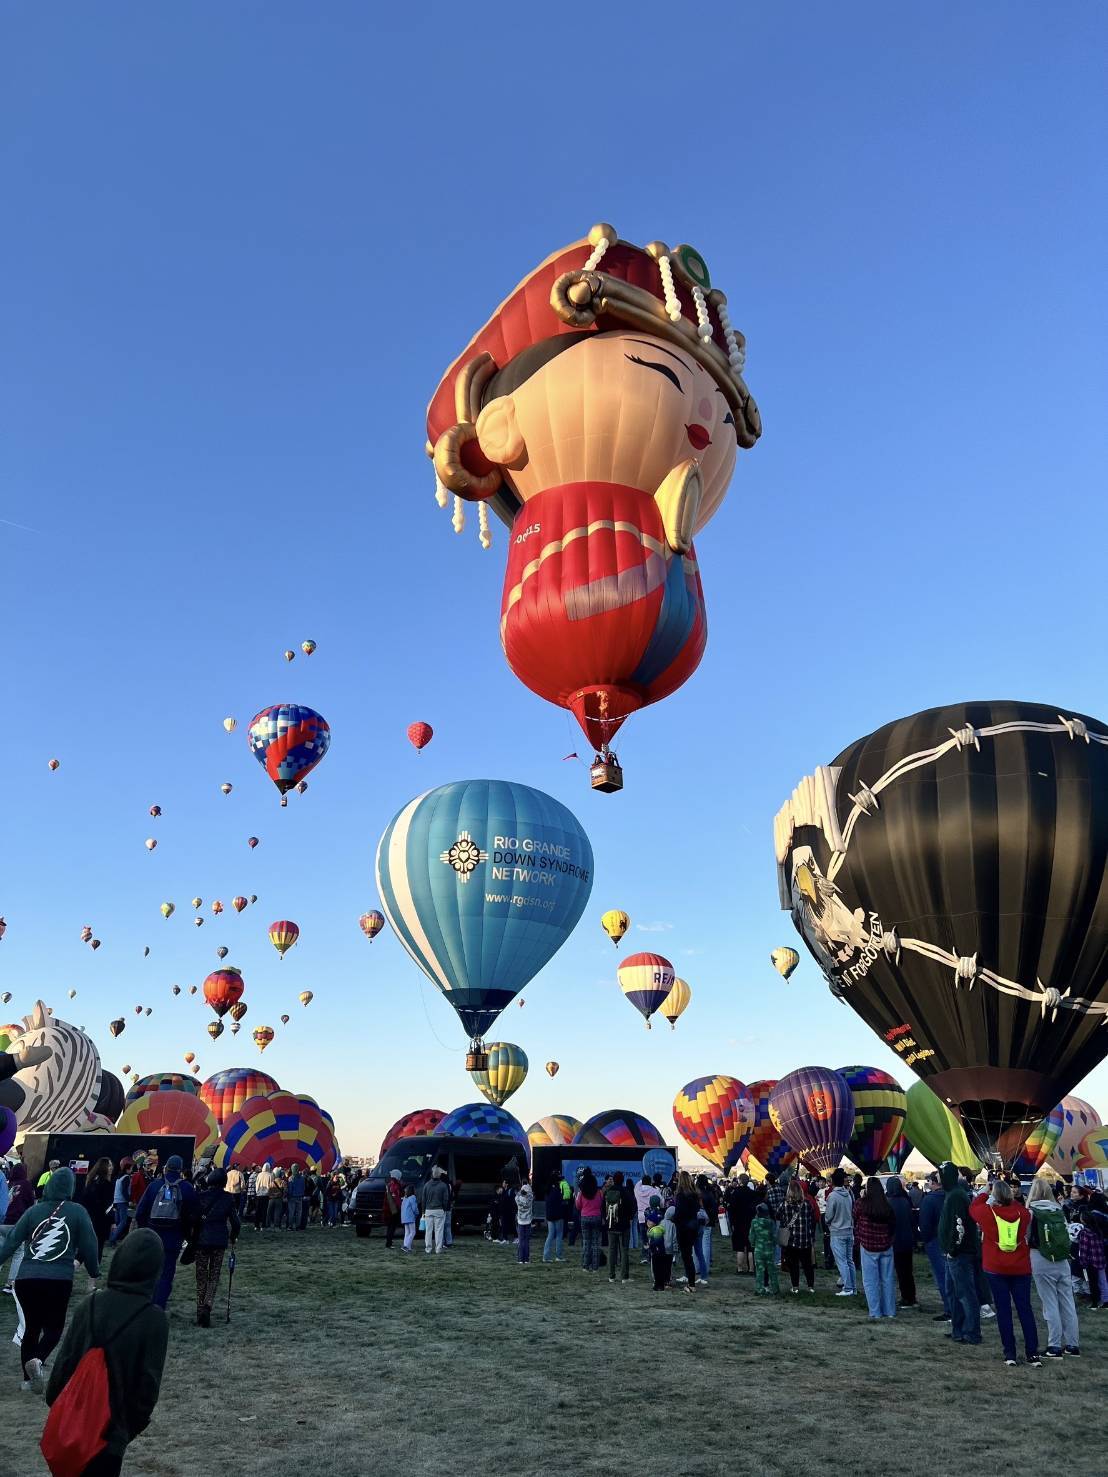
[806,1286,816,1294]
[26,1358,44,1395]
[981,1305,996,1320]
[19,1381,31,1393]
[836,1290,855,1297]
[676,1276,688,1284]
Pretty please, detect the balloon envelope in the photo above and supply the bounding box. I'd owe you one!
[437,1102,531,1163]
[1001,1104,1065,1175]
[526,1114,583,1148]
[574,1108,664,1149]
[126,1072,200,1105]
[200,1067,280,1132]
[745,1079,798,1176]
[1075,1125,1108,1170]
[268,921,299,958]
[903,1081,982,1172]
[836,1065,907,1176]
[470,1042,528,1108]
[407,722,433,751]
[359,911,385,941]
[659,977,691,1028]
[616,952,674,1027]
[768,1067,854,1173]
[248,704,331,797]
[116,1089,220,1157]
[376,780,593,1041]
[771,947,800,980]
[379,1108,447,1157]
[601,910,630,946]
[1048,1096,1102,1173]
[672,1075,754,1171]
[203,969,244,1018]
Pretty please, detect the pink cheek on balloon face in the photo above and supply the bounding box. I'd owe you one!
[697,396,713,421]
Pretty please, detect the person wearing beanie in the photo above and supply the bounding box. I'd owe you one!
[135,1155,198,1310]
[190,1166,241,1327]
[45,1228,168,1474]
[0,1166,100,1392]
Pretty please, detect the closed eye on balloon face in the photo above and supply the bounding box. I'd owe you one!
[625,354,683,393]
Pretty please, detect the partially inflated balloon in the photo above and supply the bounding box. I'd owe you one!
[376,780,592,1047]
[380,1108,446,1156]
[617,952,674,1029]
[1076,1125,1108,1170]
[903,1081,982,1172]
[93,1071,125,1122]
[5,1003,103,1136]
[268,921,299,959]
[200,1067,280,1131]
[771,948,799,981]
[470,1042,528,1107]
[438,1102,531,1161]
[1048,1096,1102,1173]
[359,911,384,942]
[126,1072,200,1105]
[203,969,244,1019]
[526,1114,582,1148]
[776,701,1108,1161]
[659,977,691,1029]
[574,1108,664,1149]
[672,1076,754,1171]
[248,704,331,799]
[407,722,433,751]
[1002,1105,1064,1175]
[117,1090,220,1157]
[601,910,630,946]
[836,1066,907,1176]
[769,1067,854,1173]
[218,1091,334,1171]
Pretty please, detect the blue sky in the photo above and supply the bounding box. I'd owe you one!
[3,4,1107,1158]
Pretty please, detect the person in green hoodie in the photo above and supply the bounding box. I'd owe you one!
[937,1161,981,1346]
[45,1228,169,1477]
[0,1166,100,1392]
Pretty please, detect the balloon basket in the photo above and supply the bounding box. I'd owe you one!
[465,1045,489,1073]
[590,757,623,793]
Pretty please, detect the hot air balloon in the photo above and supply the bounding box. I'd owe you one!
[426,223,759,783]
[199,1067,280,1131]
[248,837,259,850]
[144,839,157,851]
[359,910,384,942]
[836,1066,907,1176]
[0,920,5,944]
[672,1076,755,1171]
[376,780,593,1066]
[280,1014,290,1026]
[216,946,228,960]
[203,968,244,1019]
[144,1007,152,1017]
[247,703,331,804]
[0,993,10,1005]
[776,701,1108,1163]
[191,898,202,910]
[1075,1125,1108,1170]
[223,717,237,733]
[1048,1096,1102,1173]
[92,1070,125,1123]
[902,1081,982,1172]
[208,1021,224,1041]
[298,992,313,1007]
[121,1065,131,1075]
[89,940,101,951]
[184,1052,195,1064]
[67,990,77,1000]
[601,910,630,946]
[143,948,150,959]
[117,1090,220,1157]
[160,902,174,919]
[193,918,204,928]
[48,759,60,771]
[249,896,257,905]
[80,926,92,943]
[470,1042,528,1108]
[231,1022,240,1034]
[407,722,433,751]
[229,1002,248,1023]
[149,805,162,818]
[283,649,295,662]
[220,783,233,796]
[438,1102,531,1161]
[253,1026,274,1053]
[268,920,299,959]
[211,901,224,916]
[545,1061,559,1078]
[526,1114,583,1148]
[302,640,317,656]
[232,897,247,914]
[126,1072,200,1105]
[133,1006,142,1016]
[191,1064,200,1075]
[768,1068,854,1173]
[217,1091,334,1171]
[171,985,181,996]
[574,1109,665,1149]
[109,1019,125,1038]
[188,986,197,996]
[1001,1104,1065,1175]
[770,947,800,981]
[884,1134,913,1174]
[379,1108,447,1156]
[659,977,691,1029]
[616,952,674,1029]
[295,780,308,795]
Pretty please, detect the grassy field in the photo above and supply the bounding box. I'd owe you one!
[0,1227,1104,1477]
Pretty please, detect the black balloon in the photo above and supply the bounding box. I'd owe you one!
[93,1070,125,1122]
[776,700,1108,1162]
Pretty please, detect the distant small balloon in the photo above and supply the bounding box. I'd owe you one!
[299,991,313,1006]
[122,1064,131,1074]
[770,947,800,981]
[231,1021,241,1034]
[248,837,259,850]
[0,993,10,1005]
[149,805,162,817]
[144,1007,152,1016]
[191,1063,200,1075]
[232,896,247,913]
[546,1061,559,1078]
[220,783,233,796]
[280,1014,290,1025]
[160,903,175,919]
[143,947,150,958]
[208,1021,224,1041]
[295,780,308,795]
[253,1026,274,1053]
[90,939,101,951]
[109,1018,125,1038]
[134,1006,142,1015]
[283,649,295,662]
[188,986,198,996]
[359,911,385,942]
[216,946,228,960]
[301,640,317,656]
[48,758,61,771]
[249,895,257,905]
[184,1052,195,1064]
[223,717,237,733]
[172,986,181,996]
[145,838,157,851]
[194,918,204,928]
[211,901,224,915]
[407,721,434,751]
[67,989,77,999]
[80,926,92,943]
[230,1002,248,1022]
[130,1073,138,1083]
[191,898,202,910]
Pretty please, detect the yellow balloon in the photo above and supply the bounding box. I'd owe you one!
[601,909,630,946]
[659,977,692,1028]
[770,947,800,981]
[223,717,237,733]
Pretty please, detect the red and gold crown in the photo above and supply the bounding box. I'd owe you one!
[426,222,761,544]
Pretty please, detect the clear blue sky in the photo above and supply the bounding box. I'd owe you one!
[3,4,1106,1158]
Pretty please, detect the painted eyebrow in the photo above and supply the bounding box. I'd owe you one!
[625,353,682,392]
[626,339,693,375]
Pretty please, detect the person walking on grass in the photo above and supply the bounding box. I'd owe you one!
[938,1161,981,1346]
[780,1179,817,1294]
[750,1203,780,1295]
[135,1155,197,1311]
[400,1185,419,1251]
[515,1177,534,1265]
[603,1171,636,1284]
[107,1158,134,1249]
[823,1168,856,1297]
[81,1158,116,1261]
[673,1171,703,1293]
[919,1172,951,1322]
[285,1164,304,1232]
[634,1172,655,1265]
[420,1165,451,1255]
[0,1166,99,1394]
[1026,1177,1080,1358]
[383,1170,403,1247]
[854,1177,896,1320]
[44,1228,168,1477]
[543,1175,566,1264]
[969,1178,1041,1367]
[695,1175,718,1284]
[885,1176,919,1309]
[576,1169,603,1273]
[190,1167,240,1329]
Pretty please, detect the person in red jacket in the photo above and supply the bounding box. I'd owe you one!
[382,1170,403,1248]
[970,1180,1041,1367]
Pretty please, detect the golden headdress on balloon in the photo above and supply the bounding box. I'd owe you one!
[426,222,761,546]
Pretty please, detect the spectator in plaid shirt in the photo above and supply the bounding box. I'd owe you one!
[854,1177,897,1320]
[781,1180,818,1293]
[763,1174,787,1267]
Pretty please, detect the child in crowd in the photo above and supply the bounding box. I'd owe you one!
[750,1202,780,1294]
[400,1185,419,1252]
[647,1202,675,1292]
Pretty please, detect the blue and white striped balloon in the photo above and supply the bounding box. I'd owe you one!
[375,780,593,1041]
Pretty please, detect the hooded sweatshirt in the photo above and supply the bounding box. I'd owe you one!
[545,1184,566,1222]
[823,1185,854,1236]
[45,1229,169,1459]
[969,1190,1031,1276]
[135,1161,198,1243]
[515,1184,534,1226]
[0,1168,100,1283]
[937,1163,978,1258]
[4,1163,34,1225]
[918,1185,945,1243]
[885,1179,917,1253]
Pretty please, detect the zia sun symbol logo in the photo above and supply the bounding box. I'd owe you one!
[440,830,488,884]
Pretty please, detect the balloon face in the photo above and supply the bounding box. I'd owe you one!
[248,704,331,798]
[200,1067,279,1131]
[203,968,244,1018]
[672,1076,755,1171]
[526,1114,582,1148]
[380,1108,446,1157]
[437,1102,530,1162]
[601,909,630,946]
[407,722,433,751]
[376,780,593,1043]
[359,910,384,941]
[836,1066,907,1176]
[617,953,674,1028]
[1001,1104,1065,1175]
[268,921,299,959]
[1048,1096,1102,1173]
[574,1108,664,1149]
[768,1068,854,1173]
[903,1081,982,1173]
[771,947,799,980]
[659,977,691,1028]
[470,1042,528,1107]
[777,702,1108,1161]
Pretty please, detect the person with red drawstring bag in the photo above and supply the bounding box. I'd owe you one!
[42,1229,168,1477]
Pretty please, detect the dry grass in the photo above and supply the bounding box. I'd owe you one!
[0,1229,1104,1477]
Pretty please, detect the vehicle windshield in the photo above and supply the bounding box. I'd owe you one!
[368,1143,448,1183]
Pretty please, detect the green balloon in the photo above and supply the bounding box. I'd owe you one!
[903,1081,982,1173]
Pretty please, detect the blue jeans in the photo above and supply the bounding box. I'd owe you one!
[629,1218,639,1250]
[543,1219,564,1261]
[947,1256,981,1343]
[986,1271,1038,1361]
[925,1238,951,1315]
[694,1226,711,1278]
[860,1247,896,1317]
[830,1232,855,1293]
[152,1233,181,1309]
[517,1224,531,1263]
[107,1205,130,1246]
